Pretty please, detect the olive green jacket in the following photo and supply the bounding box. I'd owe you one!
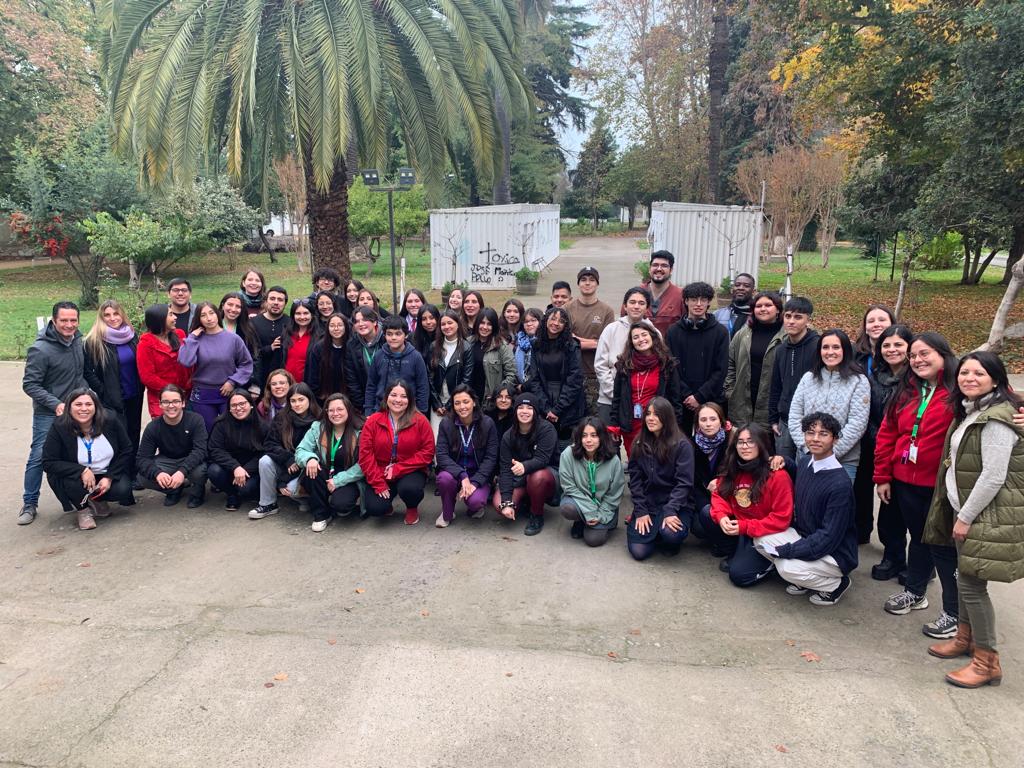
[724,324,785,428]
[924,401,1024,583]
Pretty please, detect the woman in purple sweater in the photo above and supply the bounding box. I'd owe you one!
[177,301,254,432]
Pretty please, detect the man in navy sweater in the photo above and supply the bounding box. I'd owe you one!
[364,316,430,414]
[755,411,858,605]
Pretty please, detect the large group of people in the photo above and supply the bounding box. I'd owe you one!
[16,256,1024,690]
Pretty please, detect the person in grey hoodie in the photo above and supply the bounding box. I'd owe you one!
[787,329,871,481]
[363,316,430,414]
[19,301,87,525]
[768,297,820,458]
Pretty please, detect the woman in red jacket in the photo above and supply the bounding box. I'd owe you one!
[874,331,959,640]
[358,379,435,525]
[137,304,190,418]
[706,422,794,587]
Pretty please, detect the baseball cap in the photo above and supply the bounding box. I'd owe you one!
[577,266,600,283]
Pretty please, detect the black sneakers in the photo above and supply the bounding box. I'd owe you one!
[524,515,545,536]
[809,575,852,606]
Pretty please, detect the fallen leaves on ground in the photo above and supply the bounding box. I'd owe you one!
[77,562,91,568]
[799,651,821,663]
[607,651,618,659]
[327,638,337,646]
[354,587,365,594]
[501,536,516,542]
[505,672,513,677]
[628,629,641,636]
[774,744,789,753]
[785,639,796,647]
[420,609,430,617]
[273,672,288,681]
[263,682,274,688]
[35,546,64,557]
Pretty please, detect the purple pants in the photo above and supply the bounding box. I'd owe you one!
[189,387,227,433]
[436,470,491,522]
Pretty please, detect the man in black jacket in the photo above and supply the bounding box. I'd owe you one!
[136,385,208,507]
[250,286,289,389]
[768,296,818,458]
[666,282,730,435]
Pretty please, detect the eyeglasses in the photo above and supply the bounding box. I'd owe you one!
[688,298,710,305]
[229,403,250,411]
[159,400,183,407]
[170,287,190,293]
[736,439,756,447]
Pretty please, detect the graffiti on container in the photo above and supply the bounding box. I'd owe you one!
[470,264,492,284]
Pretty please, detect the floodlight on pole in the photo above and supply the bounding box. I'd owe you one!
[360,168,414,313]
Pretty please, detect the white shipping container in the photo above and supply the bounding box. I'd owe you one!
[646,202,764,289]
[429,204,560,291]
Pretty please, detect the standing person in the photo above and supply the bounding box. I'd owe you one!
[345,307,383,414]
[83,299,143,458]
[219,293,261,383]
[257,369,296,424]
[358,379,435,524]
[666,281,729,435]
[874,332,960,640]
[923,352,1024,688]
[410,304,440,360]
[854,304,896,377]
[787,329,871,481]
[703,423,794,586]
[239,268,266,316]
[357,287,391,318]
[249,383,322,520]
[306,313,350,403]
[549,281,572,309]
[296,393,365,531]
[137,304,191,419]
[499,299,525,345]
[461,290,484,336]
[434,386,499,528]
[166,278,196,331]
[610,323,683,454]
[340,279,364,318]
[364,317,430,414]
[862,324,914,580]
[308,267,342,302]
[525,306,585,443]
[19,301,87,525]
[644,251,684,337]
[281,298,319,383]
[626,397,694,561]
[514,307,544,384]
[768,296,819,459]
[313,291,343,333]
[206,389,269,511]
[445,287,464,316]
[714,272,756,338]
[594,287,658,425]
[470,308,516,409]
[42,388,134,530]
[725,291,785,429]
[493,393,559,536]
[135,384,208,508]
[566,266,616,416]
[558,417,625,548]
[428,310,474,433]
[250,285,289,389]
[177,301,254,433]
[399,288,426,334]
[756,412,858,606]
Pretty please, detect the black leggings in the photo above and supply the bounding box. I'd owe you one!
[363,472,427,517]
[48,472,134,512]
[894,480,958,617]
[302,474,360,522]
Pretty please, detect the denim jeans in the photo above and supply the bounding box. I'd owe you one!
[23,411,55,506]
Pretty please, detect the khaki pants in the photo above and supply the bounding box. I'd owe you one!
[755,528,843,593]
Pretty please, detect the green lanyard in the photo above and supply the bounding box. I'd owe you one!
[910,384,937,443]
[362,345,374,367]
[586,460,598,500]
[329,433,344,466]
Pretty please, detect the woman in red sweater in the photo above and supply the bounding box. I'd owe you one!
[137,304,190,418]
[358,379,435,525]
[281,298,319,383]
[874,331,959,639]
[706,422,793,587]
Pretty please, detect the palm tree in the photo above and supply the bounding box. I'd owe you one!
[101,0,529,276]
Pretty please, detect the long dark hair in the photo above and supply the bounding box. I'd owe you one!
[475,307,502,353]
[631,396,683,464]
[219,292,260,353]
[508,399,540,457]
[239,268,266,300]
[314,290,342,318]
[313,313,349,400]
[717,422,773,504]
[570,416,617,463]
[379,379,419,430]
[188,301,221,333]
[499,298,525,342]
[445,384,483,454]
[886,331,958,421]
[318,392,364,467]
[811,328,863,381]
[855,304,896,358]
[873,324,913,379]
[536,306,573,353]
[432,310,467,369]
[400,288,427,319]
[615,322,674,373]
[411,303,440,357]
[462,290,485,333]
[219,389,264,451]
[55,387,106,437]
[281,297,321,359]
[747,291,783,328]
[144,304,179,350]
[951,352,1024,420]
[275,382,322,451]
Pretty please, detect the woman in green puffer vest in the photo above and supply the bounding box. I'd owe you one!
[923,351,1024,689]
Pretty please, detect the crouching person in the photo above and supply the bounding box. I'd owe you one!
[136,384,207,508]
[558,417,624,547]
[493,393,560,536]
[435,386,499,528]
[297,393,365,532]
[756,412,857,605]
[207,389,269,511]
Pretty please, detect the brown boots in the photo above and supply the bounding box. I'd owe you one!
[928,623,973,658]
[945,647,1003,688]
[76,507,96,530]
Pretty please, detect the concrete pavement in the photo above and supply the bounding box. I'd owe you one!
[3,304,1024,766]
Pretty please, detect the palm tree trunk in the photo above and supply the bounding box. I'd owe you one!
[707,2,729,204]
[492,90,512,205]
[305,155,351,280]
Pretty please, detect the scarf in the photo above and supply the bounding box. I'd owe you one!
[515,330,534,352]
[104,323,135,345]
[737,457,761,473]
[243,292,264,312]
[632,351,659,372]
[695,427,726,456]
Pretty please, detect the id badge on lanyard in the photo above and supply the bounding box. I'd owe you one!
[386,414,399,473]
[905,385,935,464]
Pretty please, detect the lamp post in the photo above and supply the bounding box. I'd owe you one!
[360,167,416,313]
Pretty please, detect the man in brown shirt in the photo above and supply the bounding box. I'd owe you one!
[566,266,616,416]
